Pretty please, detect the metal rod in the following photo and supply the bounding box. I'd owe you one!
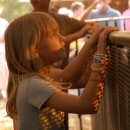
[85,16,130,22]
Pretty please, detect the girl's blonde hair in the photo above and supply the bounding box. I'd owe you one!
[5,12,58,119]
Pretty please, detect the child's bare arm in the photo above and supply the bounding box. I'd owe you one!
[50,26,104,83]
[47,26,119,114]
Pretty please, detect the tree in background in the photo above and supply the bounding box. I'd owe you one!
[0,0,32,22]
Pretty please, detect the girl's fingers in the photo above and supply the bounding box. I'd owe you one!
[93,26,119,34]
[91,26,107,37]
[87,26,107,45]
[99,26,119,41]
[88,26,119,47]
[101,26,119,35]
[96,26,119,54]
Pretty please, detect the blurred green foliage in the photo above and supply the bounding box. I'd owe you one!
[0,0,32,23]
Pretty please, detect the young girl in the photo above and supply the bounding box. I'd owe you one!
[5,12,118,130]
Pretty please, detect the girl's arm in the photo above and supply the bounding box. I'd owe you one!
[70,54,93,89]
[46,26,119,114]
[60,22,99,69]
[50,27,102,83]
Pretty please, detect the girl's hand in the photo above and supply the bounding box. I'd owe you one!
[97,26,119,54]
[85,26,106,46]
[79,23,99,38]
[87,26,119,49]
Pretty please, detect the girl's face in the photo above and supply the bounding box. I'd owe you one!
[36,28,66,65]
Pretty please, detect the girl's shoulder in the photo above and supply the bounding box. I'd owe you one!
[19,74,45,84]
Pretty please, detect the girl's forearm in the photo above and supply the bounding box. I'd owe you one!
[62,34,98,82]
[50,31,99,83]
[79,62,105,113]
[70,55,93,89]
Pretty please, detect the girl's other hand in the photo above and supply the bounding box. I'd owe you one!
[97,26,119,54]
[86,26,119,47]
[79,23,96,38]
